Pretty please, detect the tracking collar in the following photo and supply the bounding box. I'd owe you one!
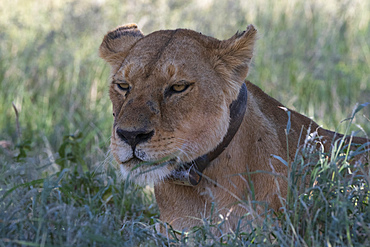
[166,83,248,186]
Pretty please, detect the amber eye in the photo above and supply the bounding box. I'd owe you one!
[171,84,189,93]
[117,82,130,91]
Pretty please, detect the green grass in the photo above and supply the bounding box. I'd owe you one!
[0,0,369,246]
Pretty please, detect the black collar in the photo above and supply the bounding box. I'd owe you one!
[166,83,248,186]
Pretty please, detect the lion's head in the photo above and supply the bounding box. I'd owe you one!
[99,24,257,184]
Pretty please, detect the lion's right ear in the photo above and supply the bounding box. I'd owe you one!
[99,24,144,67]
[213,25,257,85]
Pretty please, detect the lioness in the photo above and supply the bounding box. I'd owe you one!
[99,24,369,231]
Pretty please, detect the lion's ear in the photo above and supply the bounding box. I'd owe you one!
[214,24,257,83]
[99,24,144,67]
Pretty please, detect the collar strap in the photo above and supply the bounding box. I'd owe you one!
[166,83,248,186]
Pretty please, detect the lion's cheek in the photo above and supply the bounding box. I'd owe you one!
[176,104,229,159]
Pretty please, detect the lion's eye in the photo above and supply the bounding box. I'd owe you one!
[117,82,130,91]
[171,84,189,93]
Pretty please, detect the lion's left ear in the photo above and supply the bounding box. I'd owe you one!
[214,25,257,83]
[99,24,144,68]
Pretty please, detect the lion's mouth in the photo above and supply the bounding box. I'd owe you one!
[122,157,143,165]
[118,156,178,183]
[122,156,178,170]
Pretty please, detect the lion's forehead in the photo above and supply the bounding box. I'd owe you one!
[131,29,210,57]
[117,32,210,80]
[115,60,191,84]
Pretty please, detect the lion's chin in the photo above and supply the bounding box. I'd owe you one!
[118,157,175,185]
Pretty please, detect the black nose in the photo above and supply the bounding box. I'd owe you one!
[116,128,154,148]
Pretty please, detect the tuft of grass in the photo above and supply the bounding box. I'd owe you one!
[1,133,165,246]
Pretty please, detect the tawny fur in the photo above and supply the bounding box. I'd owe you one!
[99,24,369,232]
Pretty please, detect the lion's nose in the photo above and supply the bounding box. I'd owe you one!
[116,128,154,149]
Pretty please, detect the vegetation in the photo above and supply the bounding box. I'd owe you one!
[0,0,369,246]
